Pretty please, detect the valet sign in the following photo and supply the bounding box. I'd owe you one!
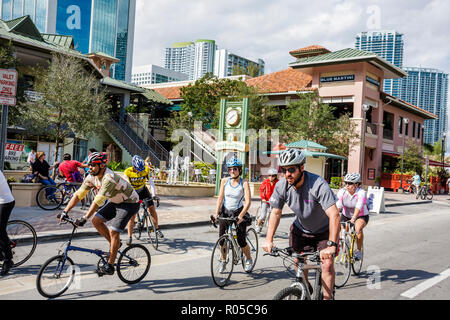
[0,69,18,106]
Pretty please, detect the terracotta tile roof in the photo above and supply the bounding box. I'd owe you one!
[289,45,330,58]
[245,68,313,94]
[152,86,183,100]
[382,92,438,120]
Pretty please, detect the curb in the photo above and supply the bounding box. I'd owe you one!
[33,200,432,243]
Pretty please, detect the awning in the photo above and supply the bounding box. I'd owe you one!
[427,159,450,167]
[382,151,400,158]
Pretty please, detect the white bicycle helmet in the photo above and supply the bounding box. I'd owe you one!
[278,148,306,167]
[267,168,278,175]
[344,173,362,184]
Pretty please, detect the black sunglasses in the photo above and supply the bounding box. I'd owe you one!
[281,167,298,174]
[345,182,355,186]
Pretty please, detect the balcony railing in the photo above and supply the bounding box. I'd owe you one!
[366,123,378,135]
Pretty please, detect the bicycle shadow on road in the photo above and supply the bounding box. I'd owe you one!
[146,237,214,255]
[379,268,439,285]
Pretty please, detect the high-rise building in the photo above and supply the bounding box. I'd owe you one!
[214,49,264,78]
[165,40,216,80]
[0,0,136,82]
[400,67,448,145]
[131,64,188,86]
[355,30,404,97]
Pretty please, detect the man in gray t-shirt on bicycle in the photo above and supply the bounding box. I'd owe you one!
[262,148,340,300]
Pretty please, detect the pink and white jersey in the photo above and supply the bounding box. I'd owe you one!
[336,187,369,218]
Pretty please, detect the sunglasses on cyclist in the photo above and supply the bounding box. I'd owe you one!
[345,182,355,186]
[281,167,298,174]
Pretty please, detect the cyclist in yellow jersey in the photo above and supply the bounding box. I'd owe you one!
[124,155,163,245]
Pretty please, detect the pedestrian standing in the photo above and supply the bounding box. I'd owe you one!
[0,171,15,276]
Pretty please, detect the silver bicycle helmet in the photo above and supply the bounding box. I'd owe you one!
[267,168,278,175]
[344,173,362,184]
[278,148,306,167]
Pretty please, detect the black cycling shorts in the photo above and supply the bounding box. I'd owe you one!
[136,187,154,208]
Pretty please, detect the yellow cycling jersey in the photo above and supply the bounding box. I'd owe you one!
[124,166,150,190]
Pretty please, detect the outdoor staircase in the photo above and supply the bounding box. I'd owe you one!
[189,129,217,164]
[105,115,168,167]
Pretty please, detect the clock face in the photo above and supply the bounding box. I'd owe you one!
[226,109,240,126]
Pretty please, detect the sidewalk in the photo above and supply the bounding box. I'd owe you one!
[8,191,450,241]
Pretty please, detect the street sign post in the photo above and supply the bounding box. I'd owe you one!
[0,68,18,171]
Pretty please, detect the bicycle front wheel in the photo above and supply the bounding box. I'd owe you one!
[36,186,64,210]
[7,220,37,267]
[211,235,235,287]
[273,284,308,300]
[132,213,143,240]
[241,227,258,273]
[117,244,151,284]
[145,214,158,250]
[334,238,351,288]
[426,189,434,200]
[36,255,76,298]
[351,240,364,275]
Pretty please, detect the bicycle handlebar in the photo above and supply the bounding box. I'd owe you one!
[209,215,239,228]
[264,246,320,262]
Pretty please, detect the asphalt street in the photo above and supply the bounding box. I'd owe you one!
[1,201,450,301]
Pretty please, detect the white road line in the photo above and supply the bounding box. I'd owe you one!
[400,268,450,299]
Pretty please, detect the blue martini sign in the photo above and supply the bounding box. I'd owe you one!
[56,0,92,54]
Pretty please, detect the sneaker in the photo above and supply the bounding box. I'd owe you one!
[126,237,132,246]
[218,260,227,273]
[0,259,14,276]
[156,229,164,239]
[96,263,115,276]
[255,226,262,234]
[355,250,362,261]
[244,258,253,272]
[80,206,88,211]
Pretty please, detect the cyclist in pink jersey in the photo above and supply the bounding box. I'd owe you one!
[336,173,369,260]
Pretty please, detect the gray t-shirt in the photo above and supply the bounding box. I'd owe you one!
[269,171,337,234]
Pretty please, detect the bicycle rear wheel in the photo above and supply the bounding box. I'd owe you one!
[57,184,77,205]
[117,244,151,284]
[426,189,433,200]
[334,238,351,288]
[351,239,364,275]
[145,214,158,250]
[36,255,75,298]
[211,235,235,287]
[241,227,258,273]
[36,186,64,210]
[7,220,37,267]
[273,284,308,300]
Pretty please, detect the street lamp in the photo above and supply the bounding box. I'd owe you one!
[399,117,409,192]
[187,111,193,132]
[360,104,370,184]
[442,132,447,193]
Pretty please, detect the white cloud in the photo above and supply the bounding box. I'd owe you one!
[132,0,450,75]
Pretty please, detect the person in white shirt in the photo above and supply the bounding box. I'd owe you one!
[0,171,15,276]
[27,150,36,170]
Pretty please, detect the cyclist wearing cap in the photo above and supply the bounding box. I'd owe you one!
[124,155,164,246]
[262,148,340,300]
[255,168,279,233]
[213,157,253,272]
[336,173,369,260]
[60,152,140,276]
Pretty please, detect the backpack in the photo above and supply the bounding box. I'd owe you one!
[72,170,83,183]
[21,174,37,183]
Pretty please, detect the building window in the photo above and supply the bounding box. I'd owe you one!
[73,139,88,162]
[398,116,403,134]
[412,121,416,138]
[383,112,394,140]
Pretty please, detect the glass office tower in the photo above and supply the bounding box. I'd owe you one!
[400,67,449,145]
[0,0,135,82]
[355,30,404,97]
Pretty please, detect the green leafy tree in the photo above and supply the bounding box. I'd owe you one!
[20,53,110,167]
[166,73,275,138]
[279,91,359,156]
[396,140,424,174]
[247,62,262,77]
[232,65,247,76]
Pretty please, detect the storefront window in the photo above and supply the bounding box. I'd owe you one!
[73,138,88,162]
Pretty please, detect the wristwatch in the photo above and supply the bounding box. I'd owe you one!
[327,240,338,248]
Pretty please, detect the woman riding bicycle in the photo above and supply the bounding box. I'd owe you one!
[0,171,15,276]
[336,173,369,260]
[213,157,253,272]
[125,155,164,246]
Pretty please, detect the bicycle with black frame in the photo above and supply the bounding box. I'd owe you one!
[266,246,334,300]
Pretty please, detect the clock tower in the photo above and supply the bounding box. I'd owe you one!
[215,98,250,195]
